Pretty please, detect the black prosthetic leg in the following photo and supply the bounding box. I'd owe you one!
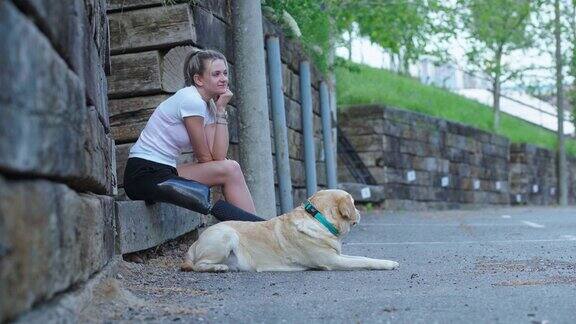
[157,177,212,214]
[155,177,265,221]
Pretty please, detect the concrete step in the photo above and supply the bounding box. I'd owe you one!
[115,200,203,254]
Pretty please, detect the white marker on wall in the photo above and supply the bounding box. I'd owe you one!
[532,184,539,193]
[407,170,416,182]
[441,176,449,187]
[361,187,371,199]
[473,179,480,190]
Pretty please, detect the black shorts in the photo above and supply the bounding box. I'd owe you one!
[123,157,179,202]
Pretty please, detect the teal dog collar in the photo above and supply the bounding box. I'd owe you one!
[303,200,340,237]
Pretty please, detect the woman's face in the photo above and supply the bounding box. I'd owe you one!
[197,59,228,98]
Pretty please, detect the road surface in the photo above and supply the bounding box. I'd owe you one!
[82,206,576,323]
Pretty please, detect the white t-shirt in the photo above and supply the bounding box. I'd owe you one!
[129,86,216,167]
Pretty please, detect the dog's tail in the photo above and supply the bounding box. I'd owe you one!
[180,241,197,272]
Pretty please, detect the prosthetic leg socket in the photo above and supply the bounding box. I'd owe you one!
[156,177,266,221]
[156,177,211,215]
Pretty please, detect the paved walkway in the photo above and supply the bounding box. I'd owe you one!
[82,207,576,323]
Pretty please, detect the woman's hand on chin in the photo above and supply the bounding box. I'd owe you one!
[216,88,233,110]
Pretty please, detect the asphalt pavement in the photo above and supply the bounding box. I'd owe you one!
[86,206,576,323]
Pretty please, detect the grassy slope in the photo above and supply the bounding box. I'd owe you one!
[336,63,576,156]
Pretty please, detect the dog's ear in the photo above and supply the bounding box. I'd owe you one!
[337,194,356,219]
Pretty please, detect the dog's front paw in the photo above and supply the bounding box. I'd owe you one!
[212,264,229,272]
[181,260,194,272]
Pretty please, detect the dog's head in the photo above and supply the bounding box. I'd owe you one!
[308,189,361,236]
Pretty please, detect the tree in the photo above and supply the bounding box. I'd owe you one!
[568,0,576,130]
[263,0,335,72]
[554,0,568,205]
[529,0,575,204]
[265,1,454,75]
[459,0,537,131]
[353,0,454,75]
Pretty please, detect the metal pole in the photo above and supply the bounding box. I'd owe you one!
[266,36,293,213]
[320,81,337,189]
[300,61,317,197]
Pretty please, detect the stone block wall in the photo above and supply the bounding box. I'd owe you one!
[0,0,115,322]
[107,1,327,212]
[509,143,576,205]
[339,105,510,209]
[569,156,576,205]
[509,143,558,205]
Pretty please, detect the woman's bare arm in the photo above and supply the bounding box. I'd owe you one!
[184,116,213,163]
[199,89,232,160]
[210,119,229,160]
[205,124,216,152]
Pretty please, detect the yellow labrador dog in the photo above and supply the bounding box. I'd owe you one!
[181,189,399,272]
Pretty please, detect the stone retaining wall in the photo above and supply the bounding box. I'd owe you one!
[339,105,511,209]
[509,143,558,205]
[107,1,328,212]
[509,143,576,205]
[0,1,114,321]
[339,105,576,208]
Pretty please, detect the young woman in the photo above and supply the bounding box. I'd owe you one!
[123,49,263,221]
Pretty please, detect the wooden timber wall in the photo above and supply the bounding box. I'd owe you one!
[107,0,329,212]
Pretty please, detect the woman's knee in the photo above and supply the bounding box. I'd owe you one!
[218,160,243,179]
